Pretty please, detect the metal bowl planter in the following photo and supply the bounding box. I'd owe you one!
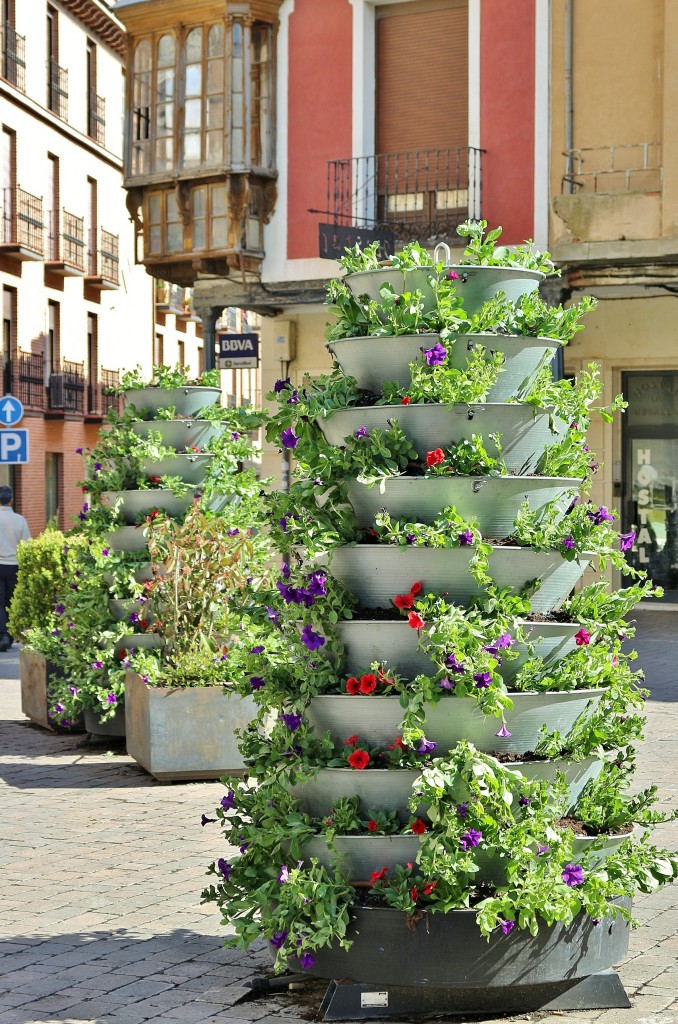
[129,419,224,449]
[343,265,543,316]
[108,598,156,624]
[83,705,126,738]
[122,386,221,417]
[105,525,149,553]
[319,403,567,475]
[102,489,193,524]
[346,476,579,535]
[335,619,581,682]
[327,334,562,402]
[288,758,602,820]
[299,900,630,992]
[142,452,214,485]
[114,633,163,656]
[305,691,605,756]
[326,545,592,613]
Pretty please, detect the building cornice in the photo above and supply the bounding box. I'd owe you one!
[58,0,126,57]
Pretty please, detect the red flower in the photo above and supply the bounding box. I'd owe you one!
[359,673,377,694]
[348,749,370,770]
[117,648,127,660]
[189,445,200,453]
[346,677,360,694]
[368,819,378,832]
[138,619,148,629]
[410,581,422,595]
[388,736,405,750]
[370,867,389,883]
[148,476,162,484]
[575,628,592,646]
[343,734,359,746]
[410,819,426,835]
[410,885,419,902]
[401,396,411,405]
[378,669,395,686]
[408,612,425,630]
[423,880,438,896]
[394,593,414,610]
[426,448,445,467]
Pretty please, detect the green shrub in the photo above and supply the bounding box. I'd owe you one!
[8,529,72,638]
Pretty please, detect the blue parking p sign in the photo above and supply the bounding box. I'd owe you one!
[0,429,29,463]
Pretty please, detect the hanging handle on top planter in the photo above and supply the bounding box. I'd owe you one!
[434,242,451,265]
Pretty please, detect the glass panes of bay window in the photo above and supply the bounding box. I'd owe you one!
[155,35,175,171]
[148,192,162,253]
[210,184,227,248]
[166,192,183,252]
[192,186,206,249]
[183,28,202,166]
[252,24,273,169]
[231,22,244,164]
[206,24,224,165]
[132,40,151,175]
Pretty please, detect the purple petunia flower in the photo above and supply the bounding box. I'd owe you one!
[424,342,447,366]
[500,920,515,935]
[484,633,513,656]
[620,530,636,553]
[562,535,575,550]
[537,843,551,856]
[460,828,482,851]
[279,712,302,732]
[227,528,240,537]
[265,606,281,627]
[250,676,265,690]
[519,795,530,807]
[106,692,117,705]
[439,677,453,691]
[75,447,84,455]
[269,930,288,949]
[69,686,78,696]
[281,562,291,579]
[218,859,233,880]
[457,803,469,819]
[587,505,615,526]
[416,737,437,755]
[566,495,579,515]
[274,378,291,393]
[251,645,265,654]
[306,572,327,597]
[473,671,492,689]
[221,790,236,811]
[101,548,109,557]
[406,533,416,545]
[54,702,65,714]
[281,427,299,450]
[129,612,140,625]
[55,603,65,615]
[300,625,325,651]
[447,270,459,281]
[232,431,240,440]
[458,529,474,547]
[354,426,369,439]
[445,652,465,674]
[91,660,104,670]
[286,390,299,405]
[278,865,290,883]
[298,952,316,970]
[201,814,216,826]
[495,723,512,738]
[562,863,584,887]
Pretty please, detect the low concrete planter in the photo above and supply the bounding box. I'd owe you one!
[19,649,85,732]
[124,671,255,781]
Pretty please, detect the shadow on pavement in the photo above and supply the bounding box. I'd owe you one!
[624,610,678,702]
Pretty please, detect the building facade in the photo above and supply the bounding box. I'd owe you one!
[549,0,678,601]
[0,0,205,534]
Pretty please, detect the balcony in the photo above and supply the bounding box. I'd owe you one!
[318,147,483,258]
[88,91,105,147]
[554,142,663,247]
[0,187,44,261]
[2,23,25,92]
[47,58,68,120]
[155,280,186,316]
[87,368,122,419]
[48,360,85,415]
[7,352,46,411]
[45,209,85,277]
[85,228,119,290]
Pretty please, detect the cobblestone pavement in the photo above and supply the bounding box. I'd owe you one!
[0,610,676,1024]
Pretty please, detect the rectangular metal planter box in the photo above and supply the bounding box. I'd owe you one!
[124,670,254,781]
[19,649,85,732]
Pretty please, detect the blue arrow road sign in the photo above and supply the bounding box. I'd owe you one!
[0,395,24,427]
[0,429,29,464]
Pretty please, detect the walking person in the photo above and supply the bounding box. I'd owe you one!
[0,485,30,651]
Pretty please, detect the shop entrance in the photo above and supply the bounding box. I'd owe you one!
[622,372,678,602]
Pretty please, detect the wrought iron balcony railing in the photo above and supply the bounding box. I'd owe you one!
[1,187,44,255]
[9,352,46,410]
[321,146,483,253]
[62,210,85,272]
[2,23,25,91]
[88,90,105,146]
[47,57,68,119]
[49,360,85,413]
[88,368,121,417]
[93,228,119,285]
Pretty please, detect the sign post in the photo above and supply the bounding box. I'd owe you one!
[217,332,259,369]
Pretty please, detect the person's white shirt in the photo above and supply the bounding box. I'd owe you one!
[0,505,30,564]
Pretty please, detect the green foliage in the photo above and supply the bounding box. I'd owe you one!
[574,752,678,833]
[116,363,221,392]
[456,219,558,275]
[8,529,73,639]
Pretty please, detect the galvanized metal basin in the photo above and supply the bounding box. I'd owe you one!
[130,419,224,449]
[319,403,567,475]
[123,386,221,416]
[142,452,214,484]
[102,489,192,524]
[105,525,149,553]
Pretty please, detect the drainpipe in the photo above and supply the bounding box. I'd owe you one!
[564,0,574,193]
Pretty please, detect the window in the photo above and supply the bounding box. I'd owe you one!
[132,40,151,175]
[86,40,104,144]
[190,183,227,251]
[231,21,244,165]
[46,153,59,260]
[1,126,15,243]
[146,190,185,254]
[87,312,98,410]
[47,5,67,119]
[155,34,175,172]
[251,24,273,168]
[205,25,224,164]
[46,300,59,379]
[153,332,163,366]
[86,177,97,274]
[177,339,185,370]
[183,28,202,166]
[2,286,16,390]
[45,452,62,527]
[182,24,225,169]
